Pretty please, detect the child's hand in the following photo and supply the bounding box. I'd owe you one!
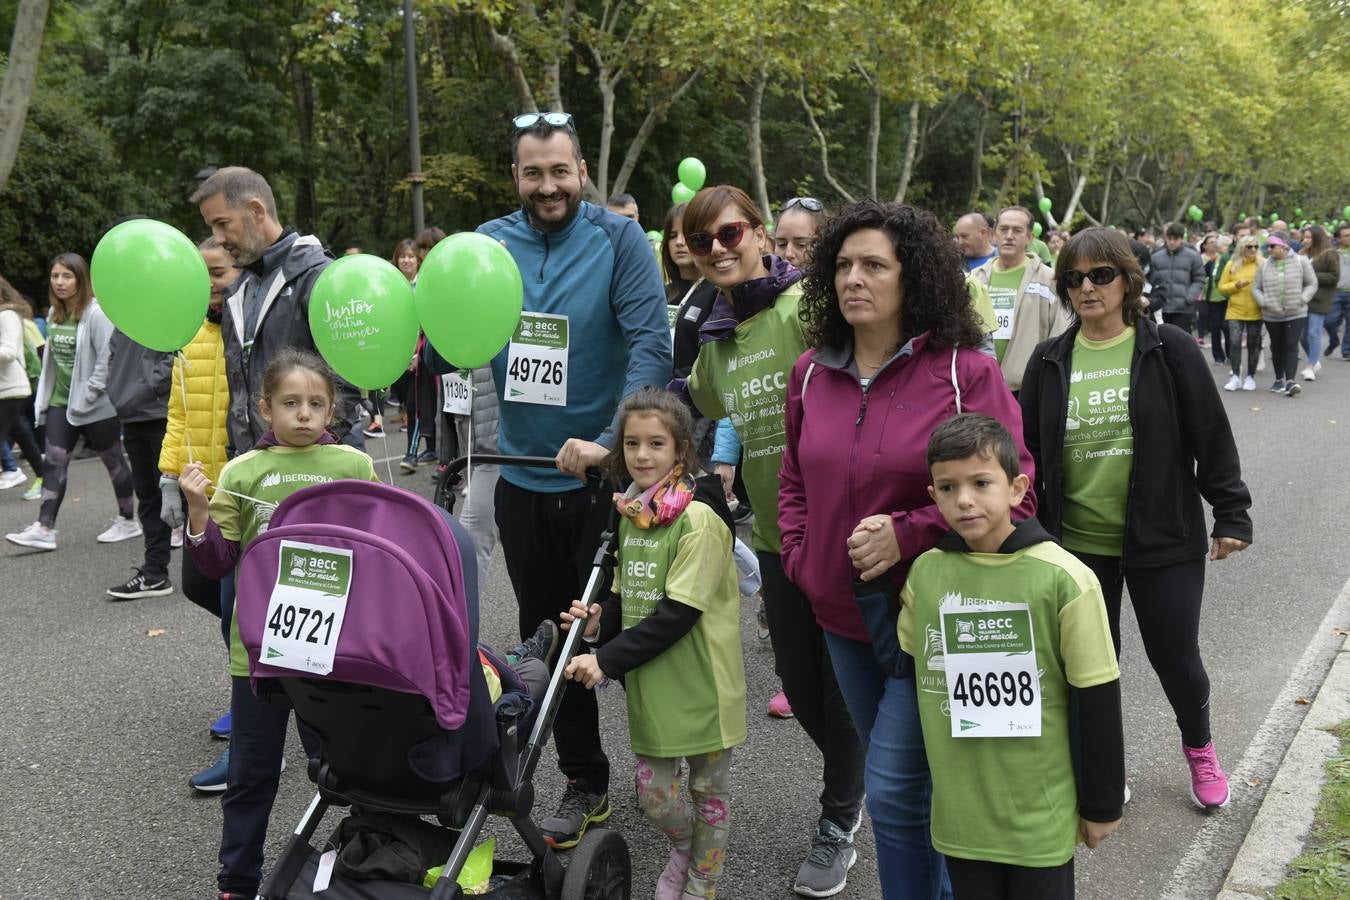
[179,462,211,507]
[1079,816,1121,849]
[560,599,601,638]
[565,652,606,688]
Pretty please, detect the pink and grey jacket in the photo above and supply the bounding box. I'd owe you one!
[778,333,1037,641]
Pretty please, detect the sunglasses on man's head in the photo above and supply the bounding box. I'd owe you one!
[1062,266,1122,289]
[512,111,575,132]
[782,197,824,214]
[686,222,753,257]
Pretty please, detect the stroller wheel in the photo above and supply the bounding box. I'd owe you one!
[560,827,630,900]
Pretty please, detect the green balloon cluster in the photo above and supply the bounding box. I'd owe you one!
[671,157,706,206]
[90,220,210,352]
[415,233,524,369]
[1188,205,1203,222]
[308,255,421,390]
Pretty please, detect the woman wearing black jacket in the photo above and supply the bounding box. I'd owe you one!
[1020,227,1253,813]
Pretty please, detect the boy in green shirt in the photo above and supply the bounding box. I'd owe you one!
[896,413,1124,898]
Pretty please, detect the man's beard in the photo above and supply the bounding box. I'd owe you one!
[233,215,271,265]
[525,190,581,232]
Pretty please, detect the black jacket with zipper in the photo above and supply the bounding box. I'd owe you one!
[1019,316,1252,567]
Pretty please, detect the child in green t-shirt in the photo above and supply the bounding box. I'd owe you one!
[562,387,745,900]
[896,414,1124,899]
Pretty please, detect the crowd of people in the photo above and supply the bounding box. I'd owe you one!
[12,105,1348,900]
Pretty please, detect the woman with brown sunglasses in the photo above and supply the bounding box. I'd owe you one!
[680,184,867,898]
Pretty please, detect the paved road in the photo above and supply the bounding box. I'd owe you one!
[1,352,1346,900]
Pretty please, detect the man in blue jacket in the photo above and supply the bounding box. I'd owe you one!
[430,112,671,847]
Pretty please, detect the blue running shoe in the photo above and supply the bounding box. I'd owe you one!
[210,710,231,740]
[190,747,229,793]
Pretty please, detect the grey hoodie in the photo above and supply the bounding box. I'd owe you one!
[34,300,117,426]
[106,331,174,423]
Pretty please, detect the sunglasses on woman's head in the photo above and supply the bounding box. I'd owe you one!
[511,111,574,131]
[782,197,824,214]
[1062,266,1122,289]
[686,222,752,257]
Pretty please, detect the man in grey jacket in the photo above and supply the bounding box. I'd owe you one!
[104,331,175,599]
[1149,223,1207,333]
[190,166,362,454]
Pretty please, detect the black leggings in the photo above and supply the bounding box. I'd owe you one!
[1264,318,1306,382]
[1226,320,1263,377]
[1073,551,1212,747]
[0,397,44,474]
[945,856,1073,900]
[40,406,133,528]
[758,551,866,830]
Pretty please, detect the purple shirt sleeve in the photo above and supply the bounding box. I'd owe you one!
[187,518,241,581]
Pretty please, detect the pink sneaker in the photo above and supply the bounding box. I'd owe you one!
[655,846,691,900]
[1183,741,1230,810]
[767,690,794,719]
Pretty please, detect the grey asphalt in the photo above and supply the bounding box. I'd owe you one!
[1,350,1347,900]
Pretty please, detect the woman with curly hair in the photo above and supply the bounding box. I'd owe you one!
[1020,226,1251,811]
[682,184,866,898]
[779,200,1036,899]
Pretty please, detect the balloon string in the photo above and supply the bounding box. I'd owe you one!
[465,370,473,501]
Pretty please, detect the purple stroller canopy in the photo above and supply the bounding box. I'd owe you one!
[235,480,473,731]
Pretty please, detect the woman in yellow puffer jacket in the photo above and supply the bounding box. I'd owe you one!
[1219,234,1264,391]
[159,239,232,614]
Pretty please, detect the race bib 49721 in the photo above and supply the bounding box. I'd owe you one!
[261,541,354,676]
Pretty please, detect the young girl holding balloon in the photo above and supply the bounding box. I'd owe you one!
[182,348,378,900]
[6,253,136,552]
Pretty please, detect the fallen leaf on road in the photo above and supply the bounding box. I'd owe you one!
[1334,628,1349,637]
[1246,776,1262,787]
[146,628,167,637]
[1250,407,1261,411]
[1295,697,1311,705]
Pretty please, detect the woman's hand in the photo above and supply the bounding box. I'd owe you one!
[714,463,735,502]
[1079,817,1121,849]
[1235,279,1250,289]
[560,599,601,638]
[1210,537,1249,561]
[847,514,901,581]
[564,653,606,688]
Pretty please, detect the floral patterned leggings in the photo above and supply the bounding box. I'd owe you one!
[635,749,735,898]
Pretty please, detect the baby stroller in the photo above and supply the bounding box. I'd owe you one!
[235,478,629,899]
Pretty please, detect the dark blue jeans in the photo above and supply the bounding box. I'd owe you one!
[824,631,951,900]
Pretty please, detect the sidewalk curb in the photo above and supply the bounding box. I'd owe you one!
[1217,628,1350,899]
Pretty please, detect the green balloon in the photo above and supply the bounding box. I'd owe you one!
[1295,207,1303,216]
[677,157,707,192]
[1269,212,1280,222]
[1343,205,1350,219]
[415,233,524,369]
[645,230,662,243]
[90,220,208,352]
[1189,206,1203,222]
[1033,222,1043,237]
[672,182,696,204]
[308,255,420,390]
[1038,197,1052,213]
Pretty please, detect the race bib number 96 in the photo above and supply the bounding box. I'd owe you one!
[939,599,1041,737]
[505,312,568,406]
[261,541,353,676]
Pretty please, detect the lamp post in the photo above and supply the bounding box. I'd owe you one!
[403,0,425,234]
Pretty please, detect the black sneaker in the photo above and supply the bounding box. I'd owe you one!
[417,449,438,464]
[508,619,560,669]
[107,569,174,600]
[793,817,858,897]
[541,782,611,849]
[732,504,755,526]
[399,454,418,474]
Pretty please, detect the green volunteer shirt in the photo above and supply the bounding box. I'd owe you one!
[687,285,804,553]
[613,502,746,757]
[1061,328,1135,556]
[898,541,1120,868]
[987,265,1023,363]
[211,443,379,676]
[47,321,77,408]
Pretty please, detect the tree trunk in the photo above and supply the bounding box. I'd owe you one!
[967,94,988,207]
[591,66,617,203]
[1033,173,1058,230]
[290,61,317,232]
[747,67,771,222]
[0,0,50,194]
[609,68,703,197]
[893,100,920,203]
[1097,165,1112,225]
[865,82,880,199]
[798,80,855,204]
[481,19,537,114]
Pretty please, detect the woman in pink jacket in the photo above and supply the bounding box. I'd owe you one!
[779,200,1036,899]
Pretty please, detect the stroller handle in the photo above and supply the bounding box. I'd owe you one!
[434,454,607,511]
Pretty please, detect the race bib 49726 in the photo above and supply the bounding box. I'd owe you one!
[505,312,568,406]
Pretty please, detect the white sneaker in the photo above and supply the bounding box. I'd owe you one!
[0,470,27,490]
[1242,376,1257,391]
[1301,366,1316,382]
[170,526,184,549]
[96,516,143,544]
[1223,374,1241,392]
[1314,360,1322,374]
[6,522,57,551]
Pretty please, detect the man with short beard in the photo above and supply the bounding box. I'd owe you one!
[191,166,362,453]
[427,112,670,849]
